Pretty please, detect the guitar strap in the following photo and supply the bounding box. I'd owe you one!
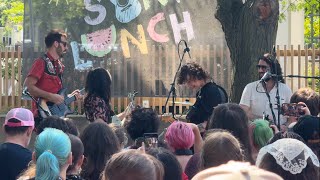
[42,54,64,86]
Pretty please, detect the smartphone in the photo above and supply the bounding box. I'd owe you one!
[143,133,158,148]
[281,103,305,117]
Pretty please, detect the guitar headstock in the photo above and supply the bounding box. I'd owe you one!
[128,90,138,102]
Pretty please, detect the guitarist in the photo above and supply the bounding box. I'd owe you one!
[24,29,81,126]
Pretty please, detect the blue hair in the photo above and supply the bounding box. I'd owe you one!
[35,128,71,180]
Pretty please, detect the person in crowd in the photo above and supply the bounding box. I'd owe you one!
[192,161,283,180]
[200,130,244,170]
[109,123,128,149]
[64,118,80,136]
[249,119,274,160]
[24,29,81,126]
[290,87,319,116]
[84,68,113,123]
[36,115,78,136]
[268,131,306,144]
[124,107,160,148]
[240,53,292,126]
[177,62,225,131]
[103,149,164,180]
[80,122,120,180]
[0,108,34,180]
[165,121,202,171]
[67,134,84,180]
[19,128,72,180]
[293,115,320,159]
[206,103,254,163]
[147,147,185,180]
[257,138,319,180]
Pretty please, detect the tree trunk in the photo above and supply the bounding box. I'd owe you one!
[216,0,279,103]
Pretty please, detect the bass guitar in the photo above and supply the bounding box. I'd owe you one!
[38,88,85,118]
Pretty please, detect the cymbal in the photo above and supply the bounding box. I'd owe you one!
[168,101,193,105]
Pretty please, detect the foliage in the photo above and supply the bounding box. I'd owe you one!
[280,0,320,47]
[0,0,24,35]
[307,65,320,92]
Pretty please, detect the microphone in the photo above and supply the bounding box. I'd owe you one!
[22,87,29,95]
[183,41,191,58]
[259,71,273,82]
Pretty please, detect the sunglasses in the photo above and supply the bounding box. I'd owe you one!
[256,65,269,70]
[57,40,67,47]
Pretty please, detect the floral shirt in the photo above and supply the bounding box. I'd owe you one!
[84,95,111,123]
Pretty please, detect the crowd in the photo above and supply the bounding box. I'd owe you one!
[0,29,319,180]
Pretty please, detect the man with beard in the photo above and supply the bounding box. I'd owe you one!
[24,29,80,126]
[240,53,292,126]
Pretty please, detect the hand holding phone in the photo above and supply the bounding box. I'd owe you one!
[143,133,158,148]
[281,103,305,117]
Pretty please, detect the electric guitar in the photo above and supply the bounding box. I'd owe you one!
[110,0,142,23]
[38,88,85,118]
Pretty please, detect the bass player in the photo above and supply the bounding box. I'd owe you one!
[24,29,81,126]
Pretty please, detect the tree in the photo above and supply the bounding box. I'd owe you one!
[216,0,279,103]
[0,0,24,35]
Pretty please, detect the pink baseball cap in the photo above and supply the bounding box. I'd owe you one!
[4,108,34,127]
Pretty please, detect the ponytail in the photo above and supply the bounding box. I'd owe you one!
[36,151,60,180]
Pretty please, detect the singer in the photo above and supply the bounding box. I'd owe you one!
[177,62,223,129]
[240,53,292,125]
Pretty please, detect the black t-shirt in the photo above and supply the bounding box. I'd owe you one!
[0,142,32,180]
[187,82,222,124]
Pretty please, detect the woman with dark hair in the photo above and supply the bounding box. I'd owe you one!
[147,147,184,180]
[67,134,84,180]
[84,68,113,123]
[206,103,254,163]
[80,122,120,180]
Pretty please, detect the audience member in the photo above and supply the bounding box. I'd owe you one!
[206,103,254,163]
[293,115,320,159]
[36,115,78,136]
[290,87,319,116]
[201,130,244,169]
[103,149,164,180]
[147,147,184,180]
[268,131,306,144]
[0,108,34,180]
[192,161,283,180]
[165,121,198,171]
[257,138,319,180]
[249,119,274,160]
[67,134,84,180]
[64,118,80,136]
[80,122,120,180]
[124,107,160,148]
[109,123,128,149]
[19,128,72,180]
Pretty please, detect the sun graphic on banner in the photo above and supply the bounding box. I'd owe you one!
[48,0,69,6]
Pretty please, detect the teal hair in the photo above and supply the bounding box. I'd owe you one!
[252,119,273,149]
[35,128,71,180]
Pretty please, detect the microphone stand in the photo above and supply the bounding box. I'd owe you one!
[261,81,277,126]
[163,40,190,119]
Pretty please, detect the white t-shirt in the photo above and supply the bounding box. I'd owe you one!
[240,80,292,125]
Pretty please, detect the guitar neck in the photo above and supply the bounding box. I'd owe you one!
[64,96,76,105]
